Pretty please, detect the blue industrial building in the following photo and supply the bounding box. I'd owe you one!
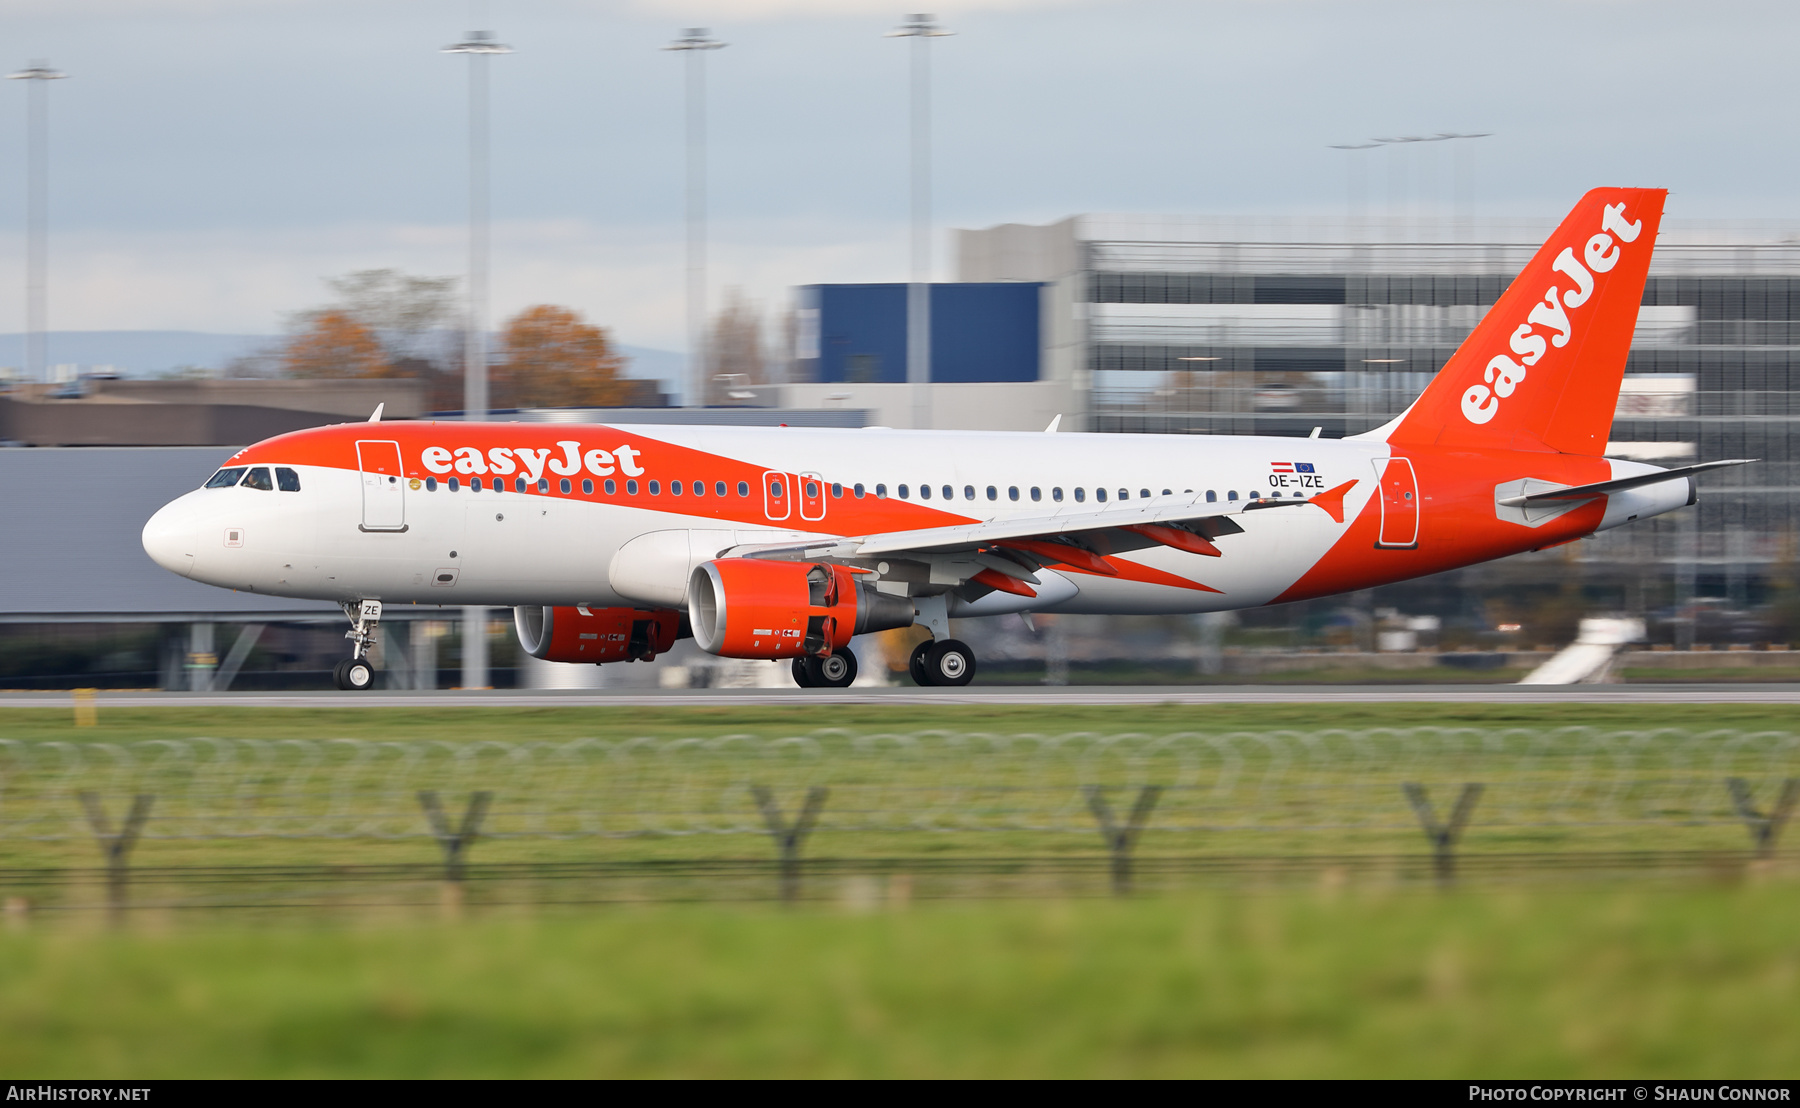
[796,283,1043,384]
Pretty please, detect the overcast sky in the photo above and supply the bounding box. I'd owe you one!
[1,0,1797,352]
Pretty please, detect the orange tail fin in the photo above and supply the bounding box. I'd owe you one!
[1380,187,1666,455]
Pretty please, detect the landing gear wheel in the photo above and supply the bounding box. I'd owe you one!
[814,649,857,688]
[920,639,976,687]
[791,657,816,688]
[909,640,933,686]
[334,658,374,691]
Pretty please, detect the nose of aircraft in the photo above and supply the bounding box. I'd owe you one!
[142,498,197,578]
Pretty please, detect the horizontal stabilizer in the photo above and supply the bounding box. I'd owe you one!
[1496,459,1752,507]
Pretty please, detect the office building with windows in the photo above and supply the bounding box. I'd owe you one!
[954,214,1800,641]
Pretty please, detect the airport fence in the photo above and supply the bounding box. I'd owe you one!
[0,727,1795,910]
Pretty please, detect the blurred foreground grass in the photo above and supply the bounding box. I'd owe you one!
[6,700,1800,743]
[0,884,1795,1078]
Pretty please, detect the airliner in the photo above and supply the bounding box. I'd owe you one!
[141,187,1745,690]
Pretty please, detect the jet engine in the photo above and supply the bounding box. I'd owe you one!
[513,605,681,664]
[687,559,914,659]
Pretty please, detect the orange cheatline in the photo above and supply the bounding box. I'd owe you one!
[1307,479,1357,524]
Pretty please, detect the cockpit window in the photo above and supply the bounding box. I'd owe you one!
[204,467,247,489]
[241,466,275,492]
[276,467,301,492]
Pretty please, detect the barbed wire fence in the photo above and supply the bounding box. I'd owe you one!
[0,727,1795,910]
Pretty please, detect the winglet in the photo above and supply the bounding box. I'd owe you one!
[1308,479,1356,524]
[1044,414,1061,433]
[368,403,385,423]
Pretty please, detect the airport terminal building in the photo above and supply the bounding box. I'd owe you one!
[950,214,1800,635]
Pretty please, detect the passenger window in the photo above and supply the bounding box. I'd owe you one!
[943,485,953,500]
[919,484,930,500]
[1052,488,1063,502]
[715,481,727,497]
[650,480,662,495]
[692,481,704,496]
[472,478,484,492]
[1008,487,1019,501]
[1159,489,1169,496]
[805,481,820,499]
[853,483,865,498]
[538,478,549,494]
[964,485,975,500]
[1095,488,1107,503]
[582,478,593,494]
[1031,487,1041,502]
[204,467,247,489]
[1206,490,1217,503]
[627,479,639,495]
[1142,489,1153,499]
[1074,488,1086,503]
[831,482,842,498]
[876,484,887,498]
[241,467,274,492]
[560,478,572,494]
[1227,491,1238,501]
[425,477,438,492]
[737,481,749,497]
[604,479,617,494]
[670,480,682,496]
[986,486,997,501]
[1251,490,1262,500]
[515,477,527,493]
[899,484,911,499]
[449,477,461,492]
[276,467,302,492]
[767,480,781,498]
[1121,489,1131,501]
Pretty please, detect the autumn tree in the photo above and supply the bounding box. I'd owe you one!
[494,304,631,409]
[281,311,397,379]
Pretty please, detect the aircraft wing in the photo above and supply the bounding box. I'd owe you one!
[727,480,1357,587]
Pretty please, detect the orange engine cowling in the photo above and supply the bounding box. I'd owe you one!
[687,559,913,659]
[513,605,680,664]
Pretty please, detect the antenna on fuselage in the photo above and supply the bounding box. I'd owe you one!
[368,403,384,423]
[1044,414,1061,433]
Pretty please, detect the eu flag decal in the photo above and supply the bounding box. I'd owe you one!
[1295,463,1315,474]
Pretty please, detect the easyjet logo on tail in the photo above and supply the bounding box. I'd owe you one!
[419,440,647,480]
[1460,202,1643,426]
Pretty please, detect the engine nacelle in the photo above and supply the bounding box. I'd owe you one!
[513,605,680,664]
[687,558,914,659]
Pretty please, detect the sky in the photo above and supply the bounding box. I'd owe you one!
[0,0,1798,356]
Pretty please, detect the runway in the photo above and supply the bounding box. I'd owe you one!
[7,684,1800,708]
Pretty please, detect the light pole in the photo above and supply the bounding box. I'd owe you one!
[665,29,726,408]
[444,29,509,692]
[1436,132,1492,242]
[1328,142,1379,243]
[887,13,951,430]
[9,61,67,385]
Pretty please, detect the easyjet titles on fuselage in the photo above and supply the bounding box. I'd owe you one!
[420,441,647,481]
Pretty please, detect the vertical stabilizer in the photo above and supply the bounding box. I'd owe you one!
[1383,188,1666,455]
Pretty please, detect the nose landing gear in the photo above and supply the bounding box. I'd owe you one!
[333,599,382,691]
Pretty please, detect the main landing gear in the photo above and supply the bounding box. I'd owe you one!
[909,638,976,687]
[333,599,381,691]
[791,649,858,689]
